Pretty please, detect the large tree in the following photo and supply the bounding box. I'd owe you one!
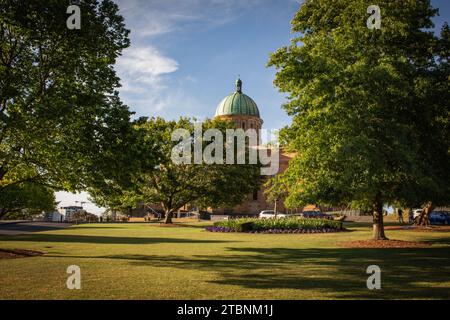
[268,0,449,239]
[412,22,450,226]
[0,181,55,218]
[91,117,261,224]
[0,0,136,195]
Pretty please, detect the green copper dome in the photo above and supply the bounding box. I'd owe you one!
[214,79,260,118]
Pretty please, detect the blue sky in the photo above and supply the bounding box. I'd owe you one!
[57,0,450,213]
[114,0,299,131]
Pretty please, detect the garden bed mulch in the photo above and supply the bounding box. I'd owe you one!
[384,225,450,232]
[337,239,432,248]
[0,249,44,260]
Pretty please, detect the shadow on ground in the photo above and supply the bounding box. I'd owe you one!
[45,245,450,299]
[0,222,72,234]
[0,234,236,245]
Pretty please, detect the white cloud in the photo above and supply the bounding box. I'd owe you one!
[115,45,181,114]
[117,47,178,77]
[113,0,262,115]
[116,46,178,94]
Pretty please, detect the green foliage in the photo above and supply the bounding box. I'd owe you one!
[264,174,288,205]
[0,181,55,218]
[90,117,261,223]
[69,211,99,223]
[214,217,342,232]
[214,219,255,232]
[0,0,137,194]
[267,0,450,212]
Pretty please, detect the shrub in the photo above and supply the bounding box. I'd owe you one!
[212,217,342,233]
[235,221,254,232]
[214,218,254,232]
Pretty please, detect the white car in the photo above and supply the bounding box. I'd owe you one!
[258,210,287,219]
[413,209,423,219]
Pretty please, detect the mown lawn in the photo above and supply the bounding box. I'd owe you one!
[0,221,449,299]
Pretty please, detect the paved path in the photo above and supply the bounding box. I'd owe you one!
[0,221,72,236]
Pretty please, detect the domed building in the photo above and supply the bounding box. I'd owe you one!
[214,78,263,133]
[128,78,347,219]
[130,78,321,219]
[211,78,297,216]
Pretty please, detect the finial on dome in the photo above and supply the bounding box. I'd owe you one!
[236,77,242,93]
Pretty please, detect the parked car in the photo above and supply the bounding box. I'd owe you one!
[300,210,333,220]
[429,211,450,225]
[258,210,287,219]
[413,209,423,219]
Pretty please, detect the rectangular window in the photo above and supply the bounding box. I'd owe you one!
[253,189,258,201]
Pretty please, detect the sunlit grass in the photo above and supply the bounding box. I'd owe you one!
[0,221,449,299]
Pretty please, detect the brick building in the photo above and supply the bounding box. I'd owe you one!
[211,78,299,215]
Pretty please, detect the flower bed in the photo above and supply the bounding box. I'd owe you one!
[205,217,343,233]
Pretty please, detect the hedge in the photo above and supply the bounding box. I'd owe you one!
[208,217,343,233]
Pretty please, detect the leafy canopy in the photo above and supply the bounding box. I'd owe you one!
[0,0,137,194]
[0,181,55,218]
[267,0,449,210]
[90,117,261,222]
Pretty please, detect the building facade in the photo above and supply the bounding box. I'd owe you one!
[44,211,64,222]
[211,79,298,215]
[58,206,83,221]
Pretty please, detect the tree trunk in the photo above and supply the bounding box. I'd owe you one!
[0,166,7,181]
[416,202,434,226]
[164,210,173,224]
[372,197,388,240]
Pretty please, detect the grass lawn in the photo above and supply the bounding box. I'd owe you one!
[0,220,449,299]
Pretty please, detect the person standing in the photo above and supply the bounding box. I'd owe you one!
[398,208,404,224]
[409,209,414,224]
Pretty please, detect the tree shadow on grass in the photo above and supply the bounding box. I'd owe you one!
[0,224,69,233]
[45,244,450,299]
[216,247,450,299]
[69,223,210,230]
[0,234,237,245]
